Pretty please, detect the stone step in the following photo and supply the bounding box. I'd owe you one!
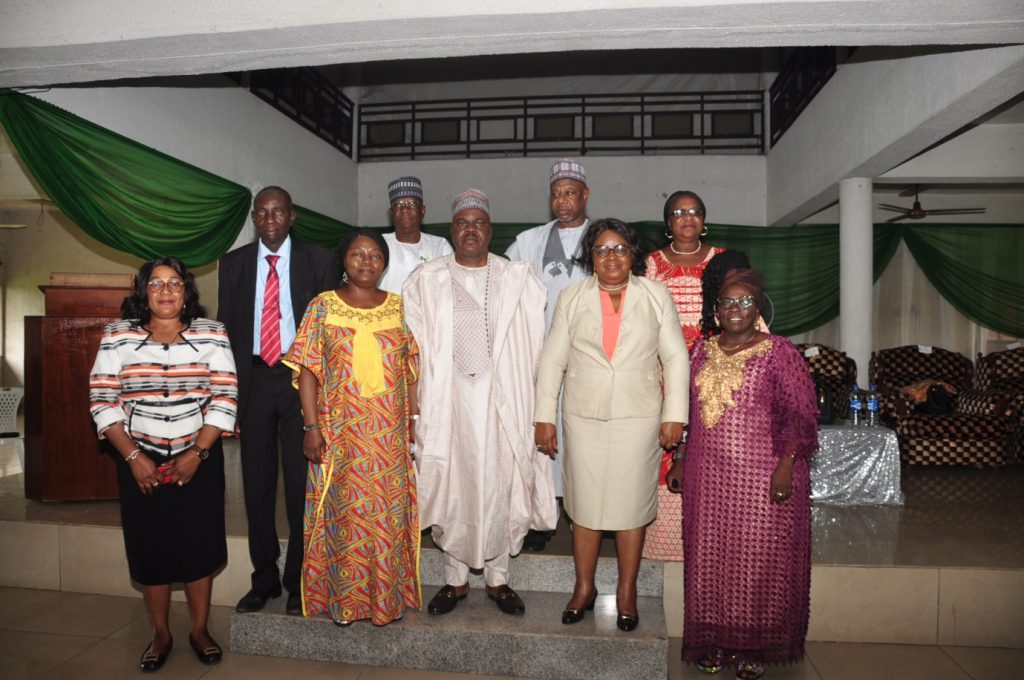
[418,545,664,597]
[230,589,667,680]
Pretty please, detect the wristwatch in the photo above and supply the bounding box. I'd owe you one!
[192,446,210,461]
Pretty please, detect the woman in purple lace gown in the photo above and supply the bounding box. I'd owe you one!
[666,268,817,680]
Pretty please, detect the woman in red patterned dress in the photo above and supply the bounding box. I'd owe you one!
[642,191,723,561]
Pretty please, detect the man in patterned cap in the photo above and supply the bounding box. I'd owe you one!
[404,189,557,617]
[505,159,591,550]
[378,176,453,294]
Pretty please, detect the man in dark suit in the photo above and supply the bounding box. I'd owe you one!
[218,186,338,615]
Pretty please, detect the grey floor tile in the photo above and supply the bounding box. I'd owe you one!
[0,629,101,680]
[806,641,971,680]
[941,645,1024,680]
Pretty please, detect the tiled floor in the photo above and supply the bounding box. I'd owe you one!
[0,587,1020,680]
[3,439,1023,568]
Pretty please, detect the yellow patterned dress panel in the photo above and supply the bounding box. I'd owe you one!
[284,290,420,625]
[695,337,772,429]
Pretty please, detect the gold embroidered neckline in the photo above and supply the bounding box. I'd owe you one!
[695,336,771,429]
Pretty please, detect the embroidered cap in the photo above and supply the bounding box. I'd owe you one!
[451,188,490,217]
[549,158,586,186]
[388,176,424,204]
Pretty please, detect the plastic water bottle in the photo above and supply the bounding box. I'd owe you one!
[866,384,879,427]
[849,384,862,427]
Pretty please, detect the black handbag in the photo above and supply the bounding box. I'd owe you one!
[814,376,834,425]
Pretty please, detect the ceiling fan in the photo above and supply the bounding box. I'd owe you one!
[878,185,985,222]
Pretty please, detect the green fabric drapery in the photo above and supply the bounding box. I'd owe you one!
[629,221,903,336]
[2,90,1021,336]
[292,204,354,250]
[902,223,1024,337]
[0,90,251,267]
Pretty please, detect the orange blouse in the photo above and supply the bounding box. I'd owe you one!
[600,288,626,360]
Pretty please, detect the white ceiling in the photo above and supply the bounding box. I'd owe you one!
[2,1,1023,88]
[1,1,1022,224]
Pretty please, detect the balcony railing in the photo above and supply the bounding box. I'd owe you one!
[358,91,764,161]
[246,67,355,158]
[769,47,838,147]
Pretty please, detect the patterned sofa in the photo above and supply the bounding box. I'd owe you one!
[795,343,857,422]
[869,345,1016,466]
[975,346,1024,461]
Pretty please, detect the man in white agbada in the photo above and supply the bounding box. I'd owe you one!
[505,159,591,550]
[404,188,557,617]
[377,176,453,294]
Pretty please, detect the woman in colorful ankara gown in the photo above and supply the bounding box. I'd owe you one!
[666,268,818,680]
[285,227,421,626]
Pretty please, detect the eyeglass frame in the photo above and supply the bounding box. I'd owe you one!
[391,198,422,211]
[716,295,757,310]
[668,207,706,219]
[592,244,632,259]
[147,278,186,293]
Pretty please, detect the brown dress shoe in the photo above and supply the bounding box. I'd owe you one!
[428,584,468,615]
[486,584,526,615]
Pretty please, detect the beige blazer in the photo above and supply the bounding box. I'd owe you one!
[535,274,689,424]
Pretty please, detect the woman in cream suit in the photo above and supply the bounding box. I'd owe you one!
[535,219,688,632]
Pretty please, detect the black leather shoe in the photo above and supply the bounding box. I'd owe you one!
[616,611,639,632]
[188,634,222,665]
[561,589,598,625]
[428,584,468,615]
[487,585,526,616]
[139,637,172,672]
[286,592,303,616]
[235,586,281,613]
[523,530,550,552]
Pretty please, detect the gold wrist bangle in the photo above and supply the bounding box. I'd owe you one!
[125,449,142,464]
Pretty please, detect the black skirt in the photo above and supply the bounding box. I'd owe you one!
[116,440,227,585]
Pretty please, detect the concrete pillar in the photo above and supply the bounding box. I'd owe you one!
[839,177,874,384]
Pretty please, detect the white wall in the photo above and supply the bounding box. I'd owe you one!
[0,78,357,385]
[767,45,1024,225]
[35,77,358,225]
[357,155,767,228]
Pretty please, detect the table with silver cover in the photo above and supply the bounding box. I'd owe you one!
[810,424,904,505]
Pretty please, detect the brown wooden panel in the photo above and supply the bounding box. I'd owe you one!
[25,316,120,501]
[40,286,128,318]
[23,317,43,500]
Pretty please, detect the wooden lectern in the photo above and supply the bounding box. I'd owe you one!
[24,273,133,501]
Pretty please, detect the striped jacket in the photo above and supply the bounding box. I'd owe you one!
[89,318,238,457]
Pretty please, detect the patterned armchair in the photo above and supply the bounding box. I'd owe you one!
[975,347,1024,460]
[869,345,1015,466]
[795,343,857,422]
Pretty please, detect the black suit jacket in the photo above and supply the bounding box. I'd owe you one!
[218,238,339,418]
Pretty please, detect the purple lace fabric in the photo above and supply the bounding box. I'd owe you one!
[682,335,818,666]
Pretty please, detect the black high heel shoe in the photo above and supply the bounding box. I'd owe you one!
[561,590,598,625]
[616,611,639,632]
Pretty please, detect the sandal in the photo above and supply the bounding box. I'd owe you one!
[696,648,724,674]
[735,660,764,680]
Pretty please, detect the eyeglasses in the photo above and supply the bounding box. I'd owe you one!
[592,244,631,259]
[147,278,185,292]
[669,208,705,219]
[716,295,756,310]
[392,199,420,210]
[147,279,185,293]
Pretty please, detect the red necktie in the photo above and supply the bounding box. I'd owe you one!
[260,255,281,366]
